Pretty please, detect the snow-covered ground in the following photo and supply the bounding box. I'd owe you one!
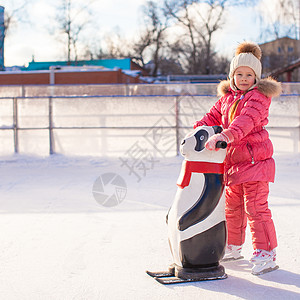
[0,153,299,299]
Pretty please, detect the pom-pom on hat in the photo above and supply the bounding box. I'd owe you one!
[229,41,262,91]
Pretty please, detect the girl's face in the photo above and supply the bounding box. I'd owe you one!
[234,66,256,91]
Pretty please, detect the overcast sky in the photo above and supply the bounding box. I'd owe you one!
[1,0,271,67]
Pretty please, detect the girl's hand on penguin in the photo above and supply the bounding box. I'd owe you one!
[205,133,228,151]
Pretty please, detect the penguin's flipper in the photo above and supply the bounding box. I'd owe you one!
[178,174,224,231]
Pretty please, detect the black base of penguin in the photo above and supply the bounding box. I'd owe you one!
[147,264,227,285]
[175,264,227,280]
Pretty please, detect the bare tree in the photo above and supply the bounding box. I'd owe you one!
[80,27,134,61]
[164,0,199,74]
[255,0,299,76]
[132,1,171,76]
[163,0,256,74]
[102,30,132,58]
[0,1,29,69]
[2,1,28,37]
[163,0,229,74]
[55,0,95,62]
[258,0,300,41]
[194,1,227,74]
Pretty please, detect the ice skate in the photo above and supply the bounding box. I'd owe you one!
[221,245,243,262]
[250,249,279,275]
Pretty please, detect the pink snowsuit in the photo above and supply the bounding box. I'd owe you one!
[194,78,281,251]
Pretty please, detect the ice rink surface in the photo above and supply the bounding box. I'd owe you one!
[0,153,299,299]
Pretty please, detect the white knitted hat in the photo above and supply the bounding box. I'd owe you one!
[229,41,262,91]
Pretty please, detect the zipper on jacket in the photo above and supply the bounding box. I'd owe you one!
[246,142,255,165]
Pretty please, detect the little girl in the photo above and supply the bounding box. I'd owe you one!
[193,41,281,275]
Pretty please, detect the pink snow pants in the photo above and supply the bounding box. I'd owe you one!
[225,181,277,251]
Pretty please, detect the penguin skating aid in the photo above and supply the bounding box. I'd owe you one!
[147,126,228,284]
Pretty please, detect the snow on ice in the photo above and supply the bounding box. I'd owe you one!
[0,151,299,300]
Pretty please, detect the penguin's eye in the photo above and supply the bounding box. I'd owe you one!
[200,135,204,141]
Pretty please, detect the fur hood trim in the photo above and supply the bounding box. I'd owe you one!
[217,77,282,98]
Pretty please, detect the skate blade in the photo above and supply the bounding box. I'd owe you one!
[155,273,228,285]
[252,265,279,276]
[146,270,174,278]
[221,255,244,262]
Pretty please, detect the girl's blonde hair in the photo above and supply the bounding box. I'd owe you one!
[228,93,246,123]
[228,98,240,123]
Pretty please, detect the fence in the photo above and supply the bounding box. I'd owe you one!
[0,82,299,157]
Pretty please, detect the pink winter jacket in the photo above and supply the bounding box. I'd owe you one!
[194,78,282,186]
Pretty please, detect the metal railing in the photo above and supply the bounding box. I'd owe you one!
[0,83,299,156]
[0,81,299,97]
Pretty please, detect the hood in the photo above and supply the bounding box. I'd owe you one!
[217,77,282,98]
